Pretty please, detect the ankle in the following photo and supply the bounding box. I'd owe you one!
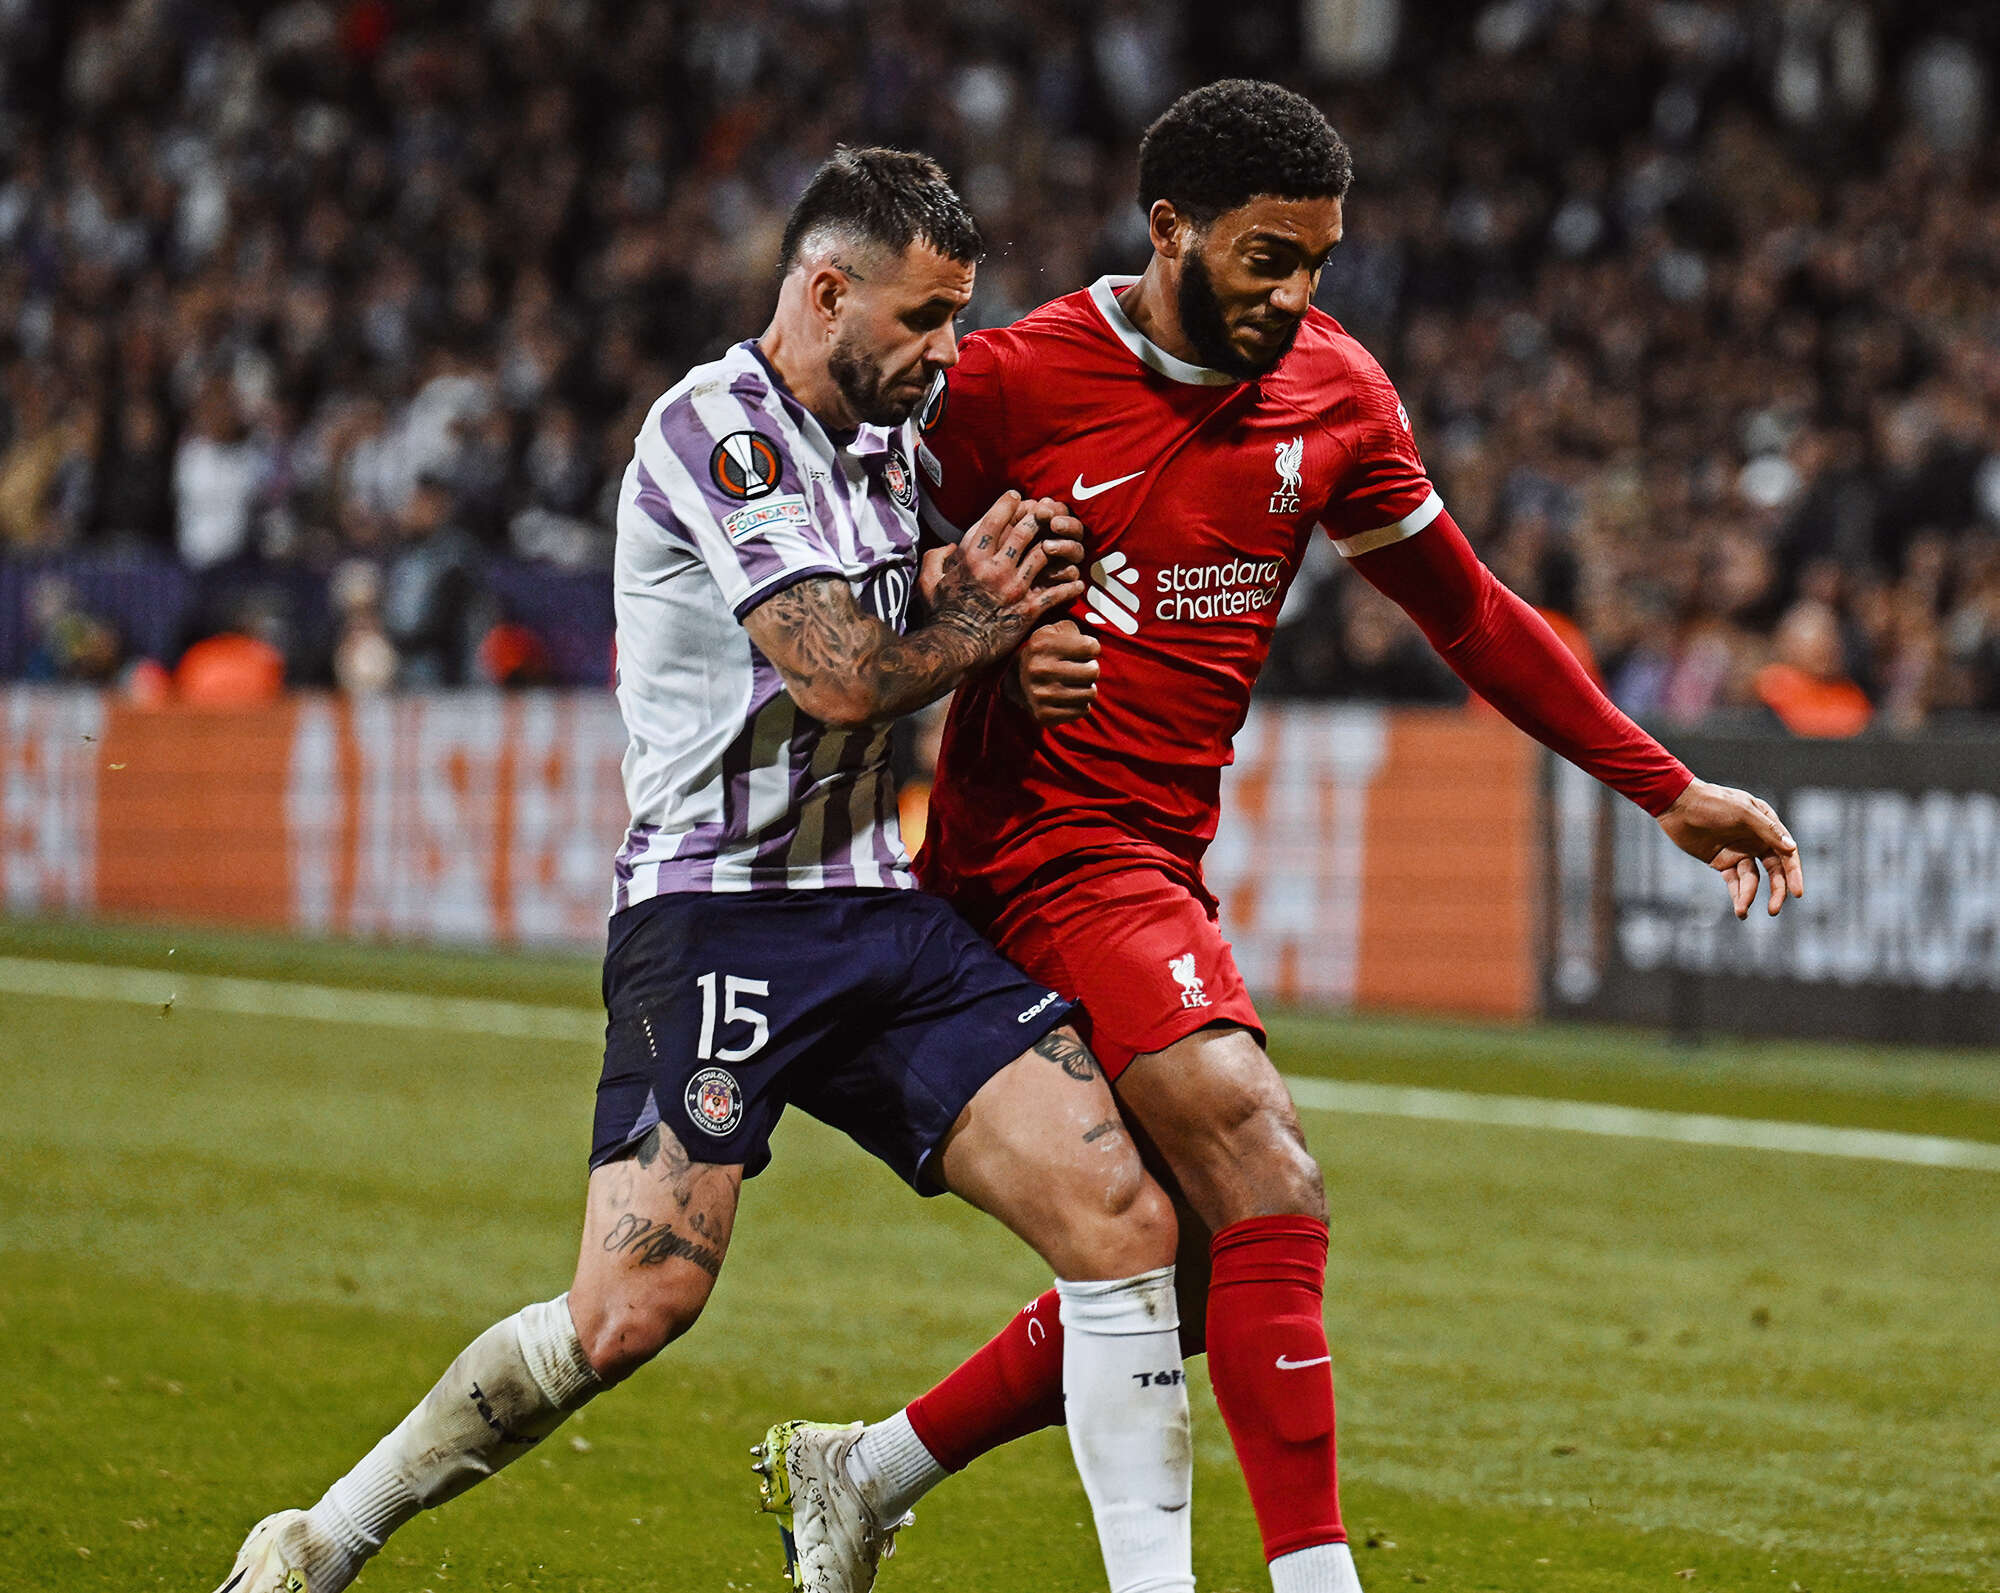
[845,1410,947,1522]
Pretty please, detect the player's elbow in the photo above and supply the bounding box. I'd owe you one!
[808,694,881,730]
[784,680,878,730]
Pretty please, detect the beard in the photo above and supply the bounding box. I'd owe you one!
[1177,252,1302,381]
[828,335,924,426]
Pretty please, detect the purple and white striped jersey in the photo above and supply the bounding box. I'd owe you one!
[609,340,928,909]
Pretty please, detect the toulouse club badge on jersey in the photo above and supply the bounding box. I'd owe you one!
[881,447,918,511]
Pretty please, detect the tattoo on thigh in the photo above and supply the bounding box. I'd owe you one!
[601,1211,723,1277]
[1082,1119,1121,1143]
[1034,1029,1100,1082]
[632,1124,706,1209]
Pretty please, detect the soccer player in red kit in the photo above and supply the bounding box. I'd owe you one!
[767,82,1804,1593]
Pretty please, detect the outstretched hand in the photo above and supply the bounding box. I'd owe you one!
[1657,779,1805,919]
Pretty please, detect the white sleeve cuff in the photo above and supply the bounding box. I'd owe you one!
[1331,489,1444,559]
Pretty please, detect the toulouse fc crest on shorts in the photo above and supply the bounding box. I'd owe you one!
[685,1067,743,1137]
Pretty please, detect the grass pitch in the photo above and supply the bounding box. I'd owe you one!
[2,917,1996,1592]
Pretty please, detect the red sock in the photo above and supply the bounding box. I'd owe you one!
[905,1289,1066,1472]
[1206,1215,1346,1558]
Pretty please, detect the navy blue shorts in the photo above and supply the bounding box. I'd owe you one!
[590,888,1076,1192]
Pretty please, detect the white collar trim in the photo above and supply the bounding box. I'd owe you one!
[1087,275,1238,387]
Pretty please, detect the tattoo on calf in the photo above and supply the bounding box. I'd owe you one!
[1034,1029,1100,1082]
[601,1211,723,1277]
[1082,1119,1121,1143]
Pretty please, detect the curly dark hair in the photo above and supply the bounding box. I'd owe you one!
[1138,79,1353,225]
[780,146,983,269]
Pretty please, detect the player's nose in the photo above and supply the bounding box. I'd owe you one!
[925,319,962,370]
[1269,271,1313,318]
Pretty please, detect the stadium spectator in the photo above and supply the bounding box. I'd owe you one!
[20,572,119,682]
[95,394,174,547]
[328,559,397,695]
[172,381,259,570]
[379,473,490,686]
[1754,598,1875,737]
[0,375,93,550]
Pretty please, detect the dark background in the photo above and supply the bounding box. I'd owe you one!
[1545,730,2000,1044]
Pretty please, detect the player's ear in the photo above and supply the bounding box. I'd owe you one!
[1148,200,1190,260]
[802,262,849,328]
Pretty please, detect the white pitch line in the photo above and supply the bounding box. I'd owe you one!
[1285,1076,2000,1173]
[4,954,1997,1172]
[0,954,601,1045]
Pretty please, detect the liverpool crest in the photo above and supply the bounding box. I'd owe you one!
[1269,436,1303,514]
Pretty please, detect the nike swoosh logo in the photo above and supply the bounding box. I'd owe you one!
[1275,1354,1332,1371]
[1071,470,1145,501]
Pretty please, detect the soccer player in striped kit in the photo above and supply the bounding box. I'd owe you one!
[216,151,1198,1593]
[771,83,1805,1593]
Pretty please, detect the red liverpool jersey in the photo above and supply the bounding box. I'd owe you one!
[916,275,1444,917]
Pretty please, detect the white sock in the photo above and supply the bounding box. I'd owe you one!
[1270,1541,1364,1593]
[305,1294,602,1586]
[845,1409,948,1522]
[1058,1266,1193,1593]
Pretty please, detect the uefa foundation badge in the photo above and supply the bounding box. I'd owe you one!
[686,1068,744,1136]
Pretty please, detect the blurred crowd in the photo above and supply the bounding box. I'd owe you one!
[1263,0,2000,737]
[1,0,1997,731]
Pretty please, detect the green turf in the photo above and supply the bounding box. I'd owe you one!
[2,919,1996,1590]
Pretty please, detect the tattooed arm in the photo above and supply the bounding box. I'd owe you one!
[744,490,1085,728]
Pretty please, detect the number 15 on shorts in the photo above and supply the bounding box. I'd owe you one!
[695,973,770,1063]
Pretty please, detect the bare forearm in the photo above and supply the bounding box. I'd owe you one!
[849,609,994,720]
[743,499,1078,727]
[745,576,997,727]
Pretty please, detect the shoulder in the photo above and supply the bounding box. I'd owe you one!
[933,287,1126,444]
[1286,313,1405,417]
[649,346,794,468]
[1271,313,1414,458]
[958,287,1111,379]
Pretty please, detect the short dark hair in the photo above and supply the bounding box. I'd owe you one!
[780,146,983,270]
[1138,79,1353,226]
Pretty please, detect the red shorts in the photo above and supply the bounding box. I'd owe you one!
[982,864,1263,1080]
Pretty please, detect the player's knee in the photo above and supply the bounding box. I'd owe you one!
[1230,1100,1324,1218]
[572,1287,708,1384]
[1199,1091,1326,1222]
[1068,1159,1178,1278]
[1275,1132,1328,1220]
[1118,1163,1179,1260]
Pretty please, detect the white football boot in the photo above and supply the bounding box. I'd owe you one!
[213,1509,346,1593]
[752,1419,912,1593]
